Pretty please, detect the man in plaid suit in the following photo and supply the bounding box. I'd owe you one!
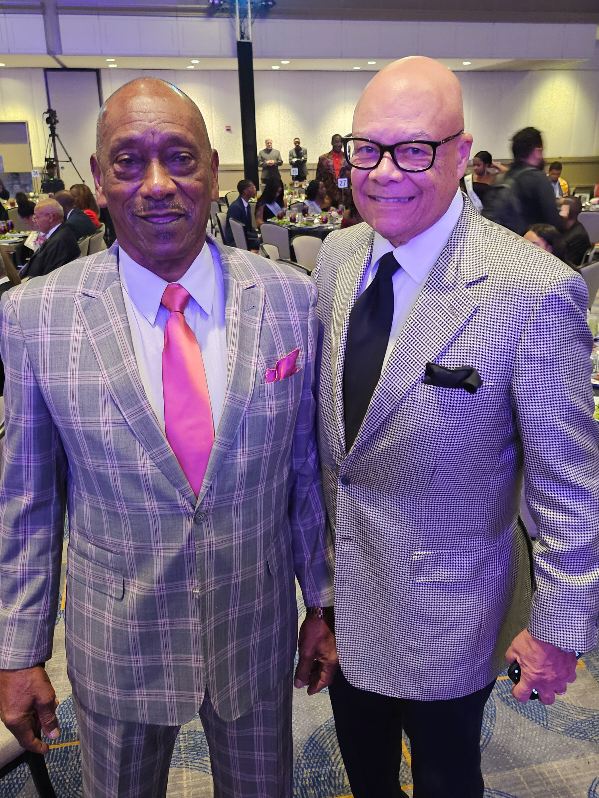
[0,78,336,797]
[314,56,599,797]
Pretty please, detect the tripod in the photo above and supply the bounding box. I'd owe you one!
[41,108,85,188]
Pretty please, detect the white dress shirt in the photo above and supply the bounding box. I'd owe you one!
[363,189,464,367]
[119,241,227,433]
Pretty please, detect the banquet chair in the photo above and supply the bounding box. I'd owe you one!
[216,212,228,241]
[260,223,291,260]
[291,235,322,274]
[0,723,56,797]
[229,218,249,250]
[78,237,90,257]
[225,190,238,208]
[579,212,599,245]
[87,224,107,255]
[260,243,280,260]
[8,207,34,233]
[209,200,220,237]
[579,260,599,310]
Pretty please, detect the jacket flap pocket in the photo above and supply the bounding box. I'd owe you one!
[68,547,125,600]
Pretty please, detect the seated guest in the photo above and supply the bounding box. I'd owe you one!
[255,178,286,228]
[304,180,326,214]
[70,183,101,228]
[20,199,80,279]
[54,190,97,238]
[561,197,592,267]
[15,192,36,221]
[523,223,570,265]
[224,179,259,250]
[340,195,363,229]
[0,179,8,222]
[547,161,569,198]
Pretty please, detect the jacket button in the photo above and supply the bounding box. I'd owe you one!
[339,476,350,487]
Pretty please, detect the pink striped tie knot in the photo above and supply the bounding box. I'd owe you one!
[161,283,214,497]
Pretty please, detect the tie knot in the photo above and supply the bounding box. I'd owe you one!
[376,252,400,282]
[161,283,190,314]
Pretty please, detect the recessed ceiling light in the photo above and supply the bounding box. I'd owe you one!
[462,60,472,66]
[280,60,290,64]
[353,66,361,70]
[108,63,118,68]
[367,60,376,65]
[190,59,199,64]
[105,58,115,62]
[186,65,195,69]
[0,63,5,67]
[271,65,280,70]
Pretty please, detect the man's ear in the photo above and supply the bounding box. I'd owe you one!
[90,153,107,209]
[456,133,473,179]
[210,148,220,202]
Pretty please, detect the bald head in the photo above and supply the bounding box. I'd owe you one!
[96,78,210,163]
[349,56,472,246]
[33,198,64,233]
[54,190,75,213]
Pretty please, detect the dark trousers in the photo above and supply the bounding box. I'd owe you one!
[329,667,495,798]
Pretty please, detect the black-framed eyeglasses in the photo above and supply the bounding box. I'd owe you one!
[342,130,464,173]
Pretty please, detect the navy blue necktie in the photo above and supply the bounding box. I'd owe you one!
[343,252,400,450]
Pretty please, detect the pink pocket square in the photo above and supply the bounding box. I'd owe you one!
[265,348,301,383]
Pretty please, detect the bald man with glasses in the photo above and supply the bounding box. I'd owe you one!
[314,56,599,798]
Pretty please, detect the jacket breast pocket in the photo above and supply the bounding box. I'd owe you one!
[67,547,125,600]
[257,370,301,399]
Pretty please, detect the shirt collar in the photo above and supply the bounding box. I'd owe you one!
[241,197,248,209]
[47,222,61,238]
[371,189,463,282]
[118,241,216,325]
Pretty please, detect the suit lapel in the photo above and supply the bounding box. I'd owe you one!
[197,240,265,504]
[74,249,194,500]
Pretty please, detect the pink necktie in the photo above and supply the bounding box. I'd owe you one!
[161,283,214,496]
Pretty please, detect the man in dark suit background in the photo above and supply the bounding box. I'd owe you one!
[55,190,98,238]
[224,179,259,250]
[20,198,80,279]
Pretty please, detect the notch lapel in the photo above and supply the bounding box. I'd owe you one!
[75,253,194,501]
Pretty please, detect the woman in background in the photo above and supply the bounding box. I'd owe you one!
[463,150,507,211]
[70,183,101,228]
[255,178,286,228]
[523,223,571,266]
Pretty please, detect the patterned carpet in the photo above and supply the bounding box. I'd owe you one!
[2,579,599,798]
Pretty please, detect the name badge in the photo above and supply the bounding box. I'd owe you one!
[337,177,348,189]
[290,168,298,177]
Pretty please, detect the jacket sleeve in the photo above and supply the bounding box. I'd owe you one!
[513,270,599,652]
[0,292,67,668]
[288,281,334,607]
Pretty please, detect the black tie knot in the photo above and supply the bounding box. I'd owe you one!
[375,251,400,283]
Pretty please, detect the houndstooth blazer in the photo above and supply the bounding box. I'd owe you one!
[0,238,333,724]
[314,201,599,701]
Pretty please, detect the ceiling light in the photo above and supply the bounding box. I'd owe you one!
[353,66,361,70]
[462,60,472,66]
[187,65,195,69]
[105,58,115,62]
[271,65,280,70]
[0,63,5,67]
[281,60,290,64]
[367,60,376,65]
[108,63,118,68]
[190,59,199,64]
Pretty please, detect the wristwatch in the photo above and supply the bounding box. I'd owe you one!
[305,606,335,632]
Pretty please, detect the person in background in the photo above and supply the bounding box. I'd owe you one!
[15,192,35,221]
[258,138,283,185]
[289,137,308,183]
[0,77,335,798]
[255,177,286,228]
[304,180,326,214]
[547,161,569,198]
[70,183,101,228]
[54,190,98,238]
[19,198,80,279]
[40,160,65,194]
[224,178,259,250]
[0,255,20,395]
[340,194,363,229]
[560,197,592,267]
[523,223,570,265]
[0,180,9,222]
[315,55,598,798]
[316,134,352,209]
[463,150,507,211]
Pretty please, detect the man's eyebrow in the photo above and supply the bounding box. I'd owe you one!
[108,133,199,153]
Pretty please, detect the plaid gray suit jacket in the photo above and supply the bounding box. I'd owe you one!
[314,201,599,701]
[0,239,333,724]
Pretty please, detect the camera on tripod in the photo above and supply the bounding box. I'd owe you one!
[43,108,59,130]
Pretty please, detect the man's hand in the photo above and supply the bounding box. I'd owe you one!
[505,629,578,704]
[0,666,60,753]
[294,615,338,695]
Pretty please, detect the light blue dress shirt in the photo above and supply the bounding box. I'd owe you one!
[364,189,464,367]
[119,241,227,433]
